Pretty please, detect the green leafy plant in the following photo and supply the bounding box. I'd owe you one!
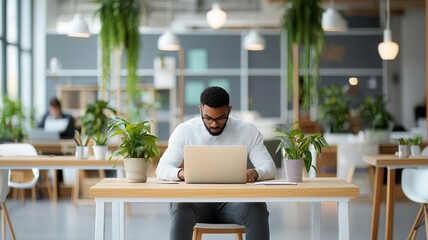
[80,100,116,137]
[318,85,351,133]
[95,0,141,102]
[0,96,25,142]
[282,0,324,114]
[409,135,422,145]
[360,96,394,130]
[92,132,108,146]
[275,122,329,173]
[107,117,160,163]
[74,130,91,146]
[398,138,409,145]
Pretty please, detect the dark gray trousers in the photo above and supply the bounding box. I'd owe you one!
[169,202,270,240]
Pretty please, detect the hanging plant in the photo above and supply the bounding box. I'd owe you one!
[282,0,325,115]
[95,0,141,102]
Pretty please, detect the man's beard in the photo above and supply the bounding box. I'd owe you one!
[204,123,227,136]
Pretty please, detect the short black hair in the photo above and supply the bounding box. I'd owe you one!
[49,97,61,108]
[200,86,230,108]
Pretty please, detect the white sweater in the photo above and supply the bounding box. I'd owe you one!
[156,116,277,181]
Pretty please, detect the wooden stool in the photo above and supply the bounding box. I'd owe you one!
[192,223,245,240]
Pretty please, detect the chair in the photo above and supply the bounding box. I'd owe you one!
[0,170,16,240]
[0,144,44,202]
[401,168,428,240]
[192,223,246,240]
[337,142,378,197]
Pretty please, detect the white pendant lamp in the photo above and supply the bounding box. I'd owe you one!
[206,3,227,29]
[243,30,266,51]
[322,0,347,31]
[158,30,181,51]
[378,0,399,60]
[67,0,91,38]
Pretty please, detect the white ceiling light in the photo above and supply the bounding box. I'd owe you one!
[158,0,180,51]
[206,3,227,29]
[158,30,181,51]
[67,0,91,38]
[322,1,347,31]
[243,30,266,51]
[378,0,399,60]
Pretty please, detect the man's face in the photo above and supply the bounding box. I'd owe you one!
[200,105,231,136]
[49,106,61,118]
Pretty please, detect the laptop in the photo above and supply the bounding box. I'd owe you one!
[27,129,60,141]
[183,145,248,184]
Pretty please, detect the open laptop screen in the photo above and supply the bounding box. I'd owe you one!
[183,145,247,184]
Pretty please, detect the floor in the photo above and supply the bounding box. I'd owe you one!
[0,195,426,240]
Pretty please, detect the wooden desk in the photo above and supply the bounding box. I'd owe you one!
[0,156,124,202]
[363,155,428,240]
[89,177,359,240]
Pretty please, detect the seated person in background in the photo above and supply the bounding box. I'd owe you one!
[38,97,75,139]
[156,86,277,240]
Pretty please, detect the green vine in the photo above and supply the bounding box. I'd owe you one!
[282,0,324,115]
[95,0,141,102]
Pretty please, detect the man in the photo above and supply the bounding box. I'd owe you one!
[156,86,276,240]
[38,97,75,139]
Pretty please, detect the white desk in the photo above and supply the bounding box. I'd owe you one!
[0,155,124,201]
[89,177,359,240]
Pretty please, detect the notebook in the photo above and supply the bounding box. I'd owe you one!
[183,145,248,184]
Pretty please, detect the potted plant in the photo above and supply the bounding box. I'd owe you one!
[0,96,26,143]
[275,122,329,182]
[282,0,324,119]
[360,96,394,143]
[318,85,352,133]
[397,138,410,158]
[409,135,422,156]
[108,116,160,183]
[92,133,109,160]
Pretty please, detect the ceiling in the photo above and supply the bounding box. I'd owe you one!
[53,0,425,31]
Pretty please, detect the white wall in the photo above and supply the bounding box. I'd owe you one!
[400,9,426,130]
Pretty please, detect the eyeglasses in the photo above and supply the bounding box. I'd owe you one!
[201,115,229,125]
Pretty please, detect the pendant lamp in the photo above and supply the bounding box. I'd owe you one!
[206,3,227,29]
[67,0,91,38]
[378,0,399,60]
[322,0,347,31]
[158,30,180,51]
[243,30,265,51]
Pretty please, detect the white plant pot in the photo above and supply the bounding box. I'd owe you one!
[124,158,149,183]
[75,146,89,159]
[284,159,304,182]
[410,145,421,156]
[364,130,391,144]
[93,145,108,160]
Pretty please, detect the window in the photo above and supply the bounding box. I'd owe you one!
[0,0,33,99]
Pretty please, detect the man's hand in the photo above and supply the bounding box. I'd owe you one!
[177,168,185,181]
[247,168,259,182]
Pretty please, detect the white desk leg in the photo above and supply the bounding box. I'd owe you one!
[311,202,321,240]
[338,201,350,240]
[112,201,125,240]
[116,167,124,178]
[95,200,105,240]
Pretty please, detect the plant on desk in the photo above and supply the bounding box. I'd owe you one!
[92,133,109,160]
[107,116,160,183]
[275,122,329,182]
[409,135,422,156]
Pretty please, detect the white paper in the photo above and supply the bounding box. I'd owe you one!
[253,181,297,185]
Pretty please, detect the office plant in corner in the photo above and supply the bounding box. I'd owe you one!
[275,122,329,182]
[108,117,160,183]
[360,96,394,143]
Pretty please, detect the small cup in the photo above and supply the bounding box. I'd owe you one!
[398,145,410,158]
[75,146,89,159]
